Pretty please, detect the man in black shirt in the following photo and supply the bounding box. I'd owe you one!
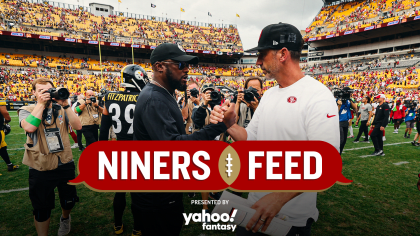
[132,43,233,236]
[370,94,390,156]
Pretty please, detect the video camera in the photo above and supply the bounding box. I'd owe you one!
[45,88,70,100]
[334,87,354,102]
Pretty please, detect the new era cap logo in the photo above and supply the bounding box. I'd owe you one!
[273,40,278,45]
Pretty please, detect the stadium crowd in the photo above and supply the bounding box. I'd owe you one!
[304,0,420,40]
[0,0,243,52]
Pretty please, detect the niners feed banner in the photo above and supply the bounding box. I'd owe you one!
[70,141,352,191]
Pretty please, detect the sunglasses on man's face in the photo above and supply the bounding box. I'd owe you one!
[162,61,189,70]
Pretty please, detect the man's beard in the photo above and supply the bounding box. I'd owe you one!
[166,69,187,91]
[262,62,279,80]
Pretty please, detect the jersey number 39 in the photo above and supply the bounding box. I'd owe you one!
[108,103,135,134]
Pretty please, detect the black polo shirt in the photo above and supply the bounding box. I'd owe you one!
[132,83,227,209]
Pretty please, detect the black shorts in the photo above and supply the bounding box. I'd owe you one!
[29,162,78,210]
[394,119,402,124]
[417,121,420,131]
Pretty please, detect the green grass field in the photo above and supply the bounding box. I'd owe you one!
[1,111,420,235]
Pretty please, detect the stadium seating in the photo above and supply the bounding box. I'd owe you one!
[0,1,243,53]
[304,0,420,40]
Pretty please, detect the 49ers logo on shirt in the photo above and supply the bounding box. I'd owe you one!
[287,96,297,103]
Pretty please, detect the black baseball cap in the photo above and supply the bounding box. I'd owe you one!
[246,22,303,53]
[150,43,199,65]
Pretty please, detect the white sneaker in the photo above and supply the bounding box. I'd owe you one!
[71,143,79,149]
[58,215,71,236]
[382,136,386,141]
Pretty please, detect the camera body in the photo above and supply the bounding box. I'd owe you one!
[46,88,70,100]
[190,88,199,98]
[71,95,78,104]
[334,88,354,102]
[209,90,222,107]
[243,87,261,103]
[89,97,96,103]
[404,100,417,110]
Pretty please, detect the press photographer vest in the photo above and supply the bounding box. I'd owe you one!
[18,104,72,171]
[77,99,101,126]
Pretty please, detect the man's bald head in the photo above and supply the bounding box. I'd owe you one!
[86,90,94,99]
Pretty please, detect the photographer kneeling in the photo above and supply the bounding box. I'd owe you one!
[74,90,103,147]
[336,87,357,154]
[18,78,82,236]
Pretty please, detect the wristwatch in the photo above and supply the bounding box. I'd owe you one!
[63,105,70,109]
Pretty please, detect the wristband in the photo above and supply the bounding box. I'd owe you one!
[76,106,82,113]
[25,114,41,127]
[63,105,70,109]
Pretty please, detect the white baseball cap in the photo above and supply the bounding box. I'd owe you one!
[375,94,386,99]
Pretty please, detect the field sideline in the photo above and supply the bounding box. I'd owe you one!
[0,111,420,235]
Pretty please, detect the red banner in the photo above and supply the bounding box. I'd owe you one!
[69,141,352,192]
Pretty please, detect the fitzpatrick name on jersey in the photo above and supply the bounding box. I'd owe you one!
[106,92,139,102]
[105,91,139,140]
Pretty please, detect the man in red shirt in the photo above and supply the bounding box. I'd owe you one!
[390,100,406,133]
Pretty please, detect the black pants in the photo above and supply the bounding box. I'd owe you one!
[0,146,11,165]
[131,202,184,236]
[76,130,84,149]
[29,162,78,211]
[235,218,314,236]
[339,126,349,154]
[81,125,99,147]
[113,192,126,226]
[371,125,383,152]
[355,120,369,141]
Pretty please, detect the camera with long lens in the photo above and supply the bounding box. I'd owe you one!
[190,88,199,98]
[209,90,222,107]
[243,87,261,103]
[333,87,354,102]
[46,88,70,100]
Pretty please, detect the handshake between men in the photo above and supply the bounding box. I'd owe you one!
[210,101,237,131]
